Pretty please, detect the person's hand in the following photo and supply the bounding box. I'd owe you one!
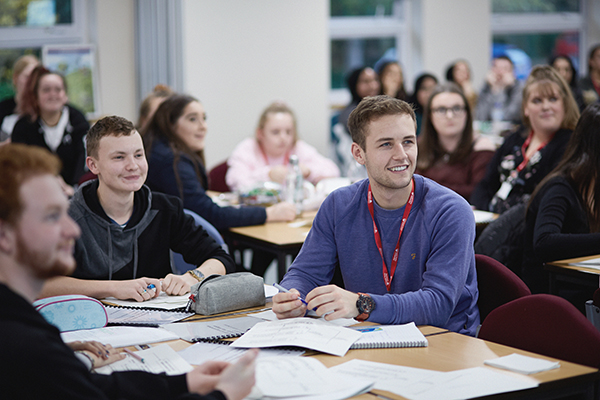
[162,273,195,296]
[112,278,161,302]
[485,69,498,87]
[272,288,307,319]
[68,341,125,368]
[266,202,296,222]
[305,285,360,321]
[268,165,288,184]
[215,349,259,400]
[186,360,231,394]
[299,164,311,179]
[501,71,515,87]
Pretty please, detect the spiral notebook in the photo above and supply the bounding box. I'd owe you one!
[105,305,194,327]
[160,316,261,342]
[350,322,428,349]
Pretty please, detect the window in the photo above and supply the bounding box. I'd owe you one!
[0,0,86,48]
[491,0,583,80]
[329,0,408,107]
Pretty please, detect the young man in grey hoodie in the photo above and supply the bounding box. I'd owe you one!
[40,116,234,302]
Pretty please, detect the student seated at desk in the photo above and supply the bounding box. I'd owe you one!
[0,143,257,400]
[273,96,480,336]
[225,101,340,192]
[524,103,600,306]
[40,116,235,302]
[142,94,296,230]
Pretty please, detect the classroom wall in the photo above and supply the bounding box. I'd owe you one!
[94,0,137,122]
[419,0,491,90]
[181,0,330,170]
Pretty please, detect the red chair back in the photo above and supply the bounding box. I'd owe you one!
[208,160,230,192]
[475,254,531,322]
[479,294,600,368]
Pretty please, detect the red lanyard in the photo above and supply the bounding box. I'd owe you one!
[367,179,414,292]
[516,130,551,173]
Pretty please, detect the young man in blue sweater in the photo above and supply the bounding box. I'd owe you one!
[273,96,480,336]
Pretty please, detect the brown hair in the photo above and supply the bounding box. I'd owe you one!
[347,95,416,150]
[521,65,580,131]
[256,101,298,145]
[0,144,61,225]
[86,116,137,159]
[20,66,67,121]
[142,94,206,195]
[12,55,39,86]
[417,83,473,170]
[530,103,600,232]
[137,84,174,129]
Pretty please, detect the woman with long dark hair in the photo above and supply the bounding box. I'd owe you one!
[524,103,600,300]
[142,94,295,230]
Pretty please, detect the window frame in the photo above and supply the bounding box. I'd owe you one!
[329,0,409,107]
[490,2,585,75]
[0,0,88,49]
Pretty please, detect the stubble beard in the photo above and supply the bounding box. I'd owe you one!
[15,234,75,280]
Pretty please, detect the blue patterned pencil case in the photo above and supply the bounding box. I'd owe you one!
[33,295,108,332]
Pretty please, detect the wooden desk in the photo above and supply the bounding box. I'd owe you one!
[154,312,598,400]
[313,330,599,400]
[545,255,600,295]
[223,211,316,280]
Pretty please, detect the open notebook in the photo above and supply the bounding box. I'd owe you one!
[350,322,428,349]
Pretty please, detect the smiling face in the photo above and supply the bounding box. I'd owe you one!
[87,132,148,196]
[430,92,468,140]
[523,81,565,136]
[174,101,207,152]
[352,114,417,209]
[257,112,295,158]
[37,73,68,114]
[14,174,80,278]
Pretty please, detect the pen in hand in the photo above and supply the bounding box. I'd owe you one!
[273,283,308,306]
[123,348,145,363]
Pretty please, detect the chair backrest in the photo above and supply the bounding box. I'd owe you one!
[475,254,531,322]
[478,294,600,368]
[585,288,600,331]
[208,160,230,193]
[171,209,226,274]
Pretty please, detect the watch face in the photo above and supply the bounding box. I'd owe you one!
[357,294,375,313]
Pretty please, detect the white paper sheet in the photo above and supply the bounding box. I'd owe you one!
[331,359,538,400]
[94,344,194,375]
[250,309,357,326]
[484,353,560,374]
[178,342,304,365]
[231,318,362,356]
[61,326,179,347]
[249,356,372,398]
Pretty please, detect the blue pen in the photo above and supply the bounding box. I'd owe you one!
[147,284,156,290]
[273,283,308,306]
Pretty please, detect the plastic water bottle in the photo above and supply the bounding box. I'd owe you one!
[284,155,304,216]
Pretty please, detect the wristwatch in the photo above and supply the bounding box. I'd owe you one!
[186,269,205,282]
[355,293,376,322]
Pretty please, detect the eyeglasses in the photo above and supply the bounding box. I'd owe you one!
[431,105,466,117]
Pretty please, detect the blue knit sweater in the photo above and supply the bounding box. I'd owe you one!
[281,175,480,336]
